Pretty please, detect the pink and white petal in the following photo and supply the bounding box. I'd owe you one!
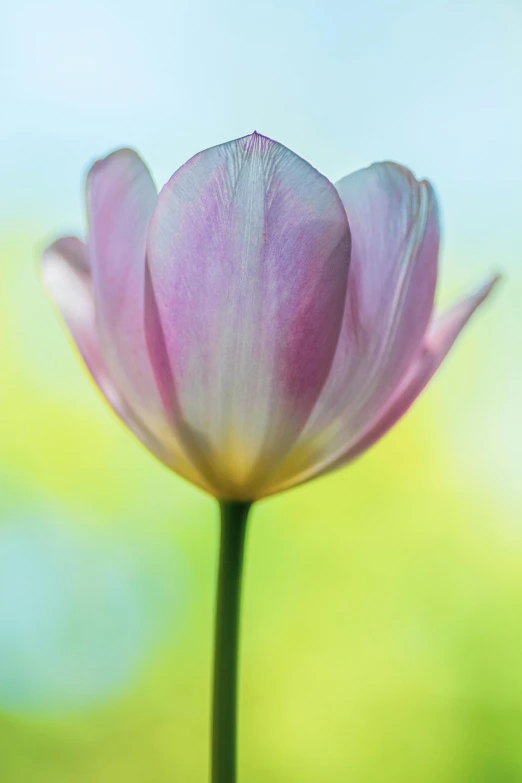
[41,237,105,386]
[335,162,440,377]
[271,162,440,487]
[86,148,164,432]
[146,132,351,498]
[264,274,499,496]
[324,274,500,470]
[41,237,211,492]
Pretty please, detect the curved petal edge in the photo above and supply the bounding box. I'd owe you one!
[41,237,211,492]
[264,274,500,496]
[328,273,501,471]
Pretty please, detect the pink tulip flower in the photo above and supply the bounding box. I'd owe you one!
[42,132,497,501]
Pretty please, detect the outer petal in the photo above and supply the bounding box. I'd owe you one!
[265,275,499,495]
[41,237,212,493]
[322,162,439,428]
[146,132,351,499]
[260,162,440,493]
[335,274,501,468]
[41,237,110,393]
[86,148,165,434]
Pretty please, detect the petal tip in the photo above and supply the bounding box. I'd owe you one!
[473,272,503,307]
[86,147,146,182]
[241,130,280,151]
[40,235,87,280]
[485,271,503,293]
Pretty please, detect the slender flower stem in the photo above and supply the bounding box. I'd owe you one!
[212,500,252,783]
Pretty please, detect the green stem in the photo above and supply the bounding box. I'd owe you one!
[212,500,252,783]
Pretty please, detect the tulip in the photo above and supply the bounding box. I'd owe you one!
[42,133,497,502]
[41,132,498,782]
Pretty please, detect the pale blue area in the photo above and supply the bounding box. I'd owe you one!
[0,0,520,277]
[0,507,185,714]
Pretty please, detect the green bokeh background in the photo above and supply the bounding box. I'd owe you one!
[1,0,521,780]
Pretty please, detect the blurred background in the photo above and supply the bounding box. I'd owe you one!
[1,0,521,780]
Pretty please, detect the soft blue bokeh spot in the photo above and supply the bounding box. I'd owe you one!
[0,505,185,714]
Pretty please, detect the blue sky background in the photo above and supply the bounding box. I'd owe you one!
[1,0,520,271]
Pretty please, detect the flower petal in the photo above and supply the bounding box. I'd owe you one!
[146,132,351,498]
[326,161,440,425]
[41,237,107,388]
[261,162,440,493]
[41,237,212,492]
[326,274,501,470]
[265,275,499,495]
[86,148,164,430]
